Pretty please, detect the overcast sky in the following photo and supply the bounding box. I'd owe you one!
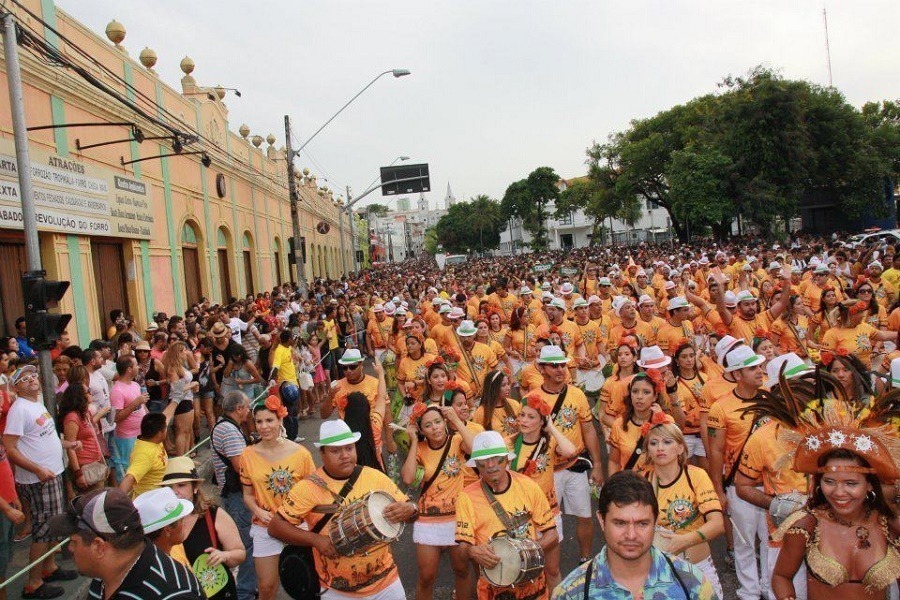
[63,1,900,210]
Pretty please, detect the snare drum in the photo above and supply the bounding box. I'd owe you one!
[330,491,404,556]
[482,536,545,587]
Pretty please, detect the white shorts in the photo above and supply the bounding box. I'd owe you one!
[553,469,592,518]
[412,519,457,547]
[322,576,404,600]
[250,523,285,558]
[685,434,706,458]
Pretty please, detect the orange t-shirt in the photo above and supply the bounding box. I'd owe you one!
[821,323,879,369]
[415,434,467,522]
[532,385,592,470]
[455,472,554,600]
[239,444,315,526]
[707,391,757,477]
[472,398,521,442]
[278,466,407,596]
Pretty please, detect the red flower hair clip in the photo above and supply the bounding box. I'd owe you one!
[410,402,429,423]
[643,369,665,394]
[425,356,445,368]
[522,392,552,417]
[264,395,288,419]
[640,409,675,437]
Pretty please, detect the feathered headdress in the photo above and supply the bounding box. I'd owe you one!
[740,367,900,482]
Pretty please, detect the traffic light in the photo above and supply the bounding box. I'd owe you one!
[22,270,71,350]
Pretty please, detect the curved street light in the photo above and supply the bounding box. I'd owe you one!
[292,69,411,157]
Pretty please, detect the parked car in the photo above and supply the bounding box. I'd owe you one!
[846,228,900,249]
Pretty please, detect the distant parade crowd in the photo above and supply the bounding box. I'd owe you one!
[1,233,899,600]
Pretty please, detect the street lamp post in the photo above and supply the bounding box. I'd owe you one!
[285,69,410,296]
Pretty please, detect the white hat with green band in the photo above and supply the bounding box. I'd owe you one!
[314,419,362,448]
[765,352,813,385]
[724,344,766,373]
[338,348,365,365]
[537,345,570,364]
[133,487,193,534]
[466,431,516,467]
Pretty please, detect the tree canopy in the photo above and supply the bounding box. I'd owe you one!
[434,194,504,254]
[587,67,900,240]
[501,167,560,251]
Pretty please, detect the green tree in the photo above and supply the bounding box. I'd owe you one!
[501,167,560,251]
[588,67,898,240]
[423,227,439,255]
[435,195,504,254]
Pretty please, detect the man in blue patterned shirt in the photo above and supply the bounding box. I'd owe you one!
[553,471,718,600]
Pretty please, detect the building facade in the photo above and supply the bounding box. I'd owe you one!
[0,1,350,343]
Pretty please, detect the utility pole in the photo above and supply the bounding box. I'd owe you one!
[284,115,309,298]
[339,186,350,276]
[3,13,57,412]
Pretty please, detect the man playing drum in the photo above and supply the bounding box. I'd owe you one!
[269,420,418,600]
[456,430,558,600]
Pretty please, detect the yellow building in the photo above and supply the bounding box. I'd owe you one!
[0,1,352,344]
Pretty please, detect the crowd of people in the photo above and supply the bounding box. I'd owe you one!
[0,232,899,599]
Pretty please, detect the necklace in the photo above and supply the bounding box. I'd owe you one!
[828,507,872,549]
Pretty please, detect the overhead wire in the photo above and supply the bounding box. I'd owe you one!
[5,1,344,229]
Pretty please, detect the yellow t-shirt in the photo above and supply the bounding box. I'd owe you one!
[608,417,644,471]
[600,373,636,420]
[271,344,297,385]
[707,392,757,477]
[821,323,879,369]
[648,465,721,534]
[396,353,437,401]
[239,444,315,525]
[656,320,695,356]
[472,398,521,442]
[532,385,591,470]
[126,439,168,498]
[455,472,554,600]
[415,434,467,522]
[510,434,561,514]
[278,466,407,596]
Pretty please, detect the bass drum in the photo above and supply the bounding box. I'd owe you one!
[482,536,545,587]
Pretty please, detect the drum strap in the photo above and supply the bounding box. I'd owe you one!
[306,466,363,532]
[481,481,516,535]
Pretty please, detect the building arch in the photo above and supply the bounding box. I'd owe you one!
[180,218,206,307]
[216,225,235,303]
[241,231,255,296]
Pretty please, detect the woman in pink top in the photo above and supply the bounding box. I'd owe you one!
[58,383,106,491]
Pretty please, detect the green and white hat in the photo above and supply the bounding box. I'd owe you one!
[466,430,516,467]
[766,352,813,385]
[724,344,765,373]
[133,487,193,534]
[537,345,570,365]
[338,348,365,365]
[314,419,362,448]
[456,320,478,337]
